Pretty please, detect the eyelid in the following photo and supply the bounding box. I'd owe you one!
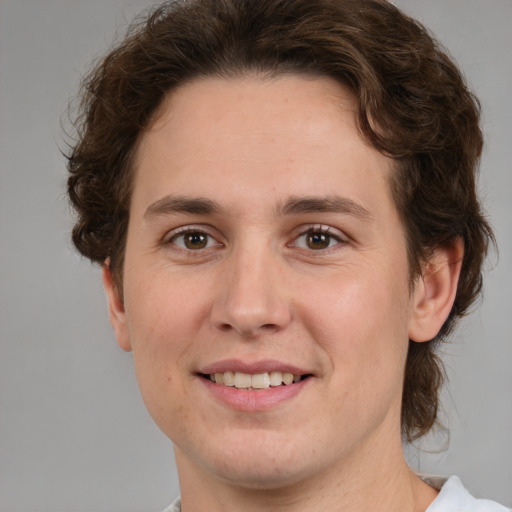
[288,224,348,250]
[161,223,347,252]
[163,224,223,249]
[296,223,346,239]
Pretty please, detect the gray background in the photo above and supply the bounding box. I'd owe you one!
[0,1,510,511]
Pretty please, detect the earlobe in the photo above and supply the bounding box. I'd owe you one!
[102,261,132,352]
[408,239,464,343]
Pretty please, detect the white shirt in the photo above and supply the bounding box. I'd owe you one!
[161,475,510,512]
[424,475,509,511]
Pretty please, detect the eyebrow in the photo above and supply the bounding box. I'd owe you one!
[144,195,221,219]
[143,194,372,221]
[279,196,372,220]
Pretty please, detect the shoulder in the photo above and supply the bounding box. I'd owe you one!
[425,475,510,512]
[160,497,181,512]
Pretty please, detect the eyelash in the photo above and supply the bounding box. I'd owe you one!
[165,226,222,251]
[163,224,346,253]
[289,225,346,252]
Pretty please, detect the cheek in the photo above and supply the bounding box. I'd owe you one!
[296,267,411,378]
[122,274,204,394]
[123,275,206,433]
[125,271,206,346]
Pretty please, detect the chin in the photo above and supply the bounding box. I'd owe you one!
[192,429,324,490]
[212,457,314,491]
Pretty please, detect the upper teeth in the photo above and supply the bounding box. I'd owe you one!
[210,371,301,389]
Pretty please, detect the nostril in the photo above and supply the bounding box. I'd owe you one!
[215,322,278,337]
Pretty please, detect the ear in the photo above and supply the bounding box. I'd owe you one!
[102,261,132,352]
[408,239,464,343]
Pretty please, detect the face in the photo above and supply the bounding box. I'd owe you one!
[106,75,425,489]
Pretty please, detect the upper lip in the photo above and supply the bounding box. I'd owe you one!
[199,359,311,376]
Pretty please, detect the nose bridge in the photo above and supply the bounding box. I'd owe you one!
[212,235,291,336]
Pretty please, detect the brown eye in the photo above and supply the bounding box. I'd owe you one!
[291,227,344,251]
[169,230,218,250]
[183,232,208,249]
[306,232,331,250]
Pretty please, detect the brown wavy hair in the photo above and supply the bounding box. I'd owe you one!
[66,0,494,441]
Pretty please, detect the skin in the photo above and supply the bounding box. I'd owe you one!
[103,75,463,512]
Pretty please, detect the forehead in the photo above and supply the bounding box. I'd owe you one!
[131,74,396,221]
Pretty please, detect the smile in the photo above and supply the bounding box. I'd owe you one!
[205,371,306,390]
[198,363,312,410]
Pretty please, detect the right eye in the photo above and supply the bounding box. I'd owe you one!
[167,229,220,251]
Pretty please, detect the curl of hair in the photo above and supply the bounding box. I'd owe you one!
[67,0,495,441]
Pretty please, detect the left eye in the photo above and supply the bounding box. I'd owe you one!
[293,229,343,250]
[169,230,219,250]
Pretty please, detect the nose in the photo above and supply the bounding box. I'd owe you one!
[211,244,292,337]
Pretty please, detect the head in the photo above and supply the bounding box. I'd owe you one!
[67,0,493,445]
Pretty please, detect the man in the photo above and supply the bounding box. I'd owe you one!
[66,1,507,510]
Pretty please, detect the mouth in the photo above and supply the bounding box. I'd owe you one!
[199,371,312,390]
[197,361,313,410]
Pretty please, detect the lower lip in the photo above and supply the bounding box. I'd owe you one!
[199,377,309,411]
